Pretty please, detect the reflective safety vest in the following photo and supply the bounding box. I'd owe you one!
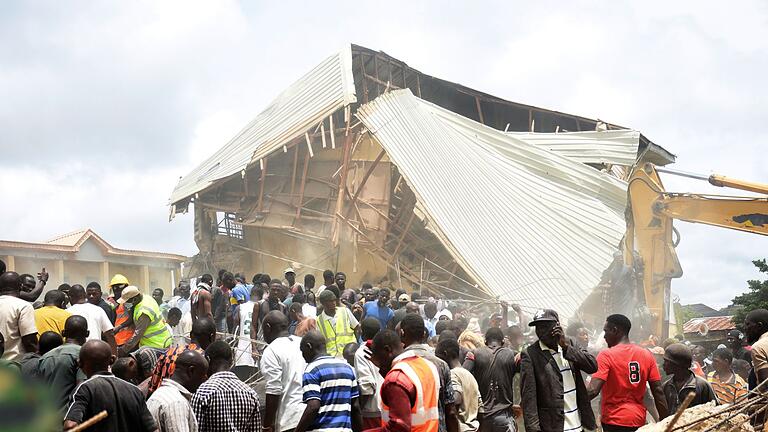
[114,304,134,346]
[133,296,172,349]
[317,308,356,357]
[380,351,440,432]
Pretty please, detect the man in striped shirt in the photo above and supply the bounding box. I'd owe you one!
[295,330,363,432]
[147,350,209,432]
[707,347,748,404]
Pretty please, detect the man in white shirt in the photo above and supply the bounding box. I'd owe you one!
[0,272,38,362]
[260,311,307,432]
[67,284,116,355]
[167,307,192,346]
[316,270,335,296]
[147,349,209,432]
[168,282,192,317]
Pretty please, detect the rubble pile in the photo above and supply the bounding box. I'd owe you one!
[638,401,755,432]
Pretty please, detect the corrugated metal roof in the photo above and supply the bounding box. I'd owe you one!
[357,89,627,317]
[169,45,357,205]
[506,130,641,166]
[683,316,735,333]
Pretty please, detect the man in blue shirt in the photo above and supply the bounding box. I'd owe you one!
[231,274,252,304]
[362,288,394,330]
[295,331,362,432]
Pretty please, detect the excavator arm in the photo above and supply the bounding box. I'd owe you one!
[624,163,768,338]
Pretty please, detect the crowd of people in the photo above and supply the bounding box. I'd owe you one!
[1,261,768,432]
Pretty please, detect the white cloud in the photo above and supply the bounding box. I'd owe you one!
[0,166,196,256]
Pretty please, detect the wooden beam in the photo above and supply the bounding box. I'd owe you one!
[332,130,354,245]
[355,197,391,222]
[363,73,401,91]
[445,261,461,288]
[392,210,416,258]
[329,115,336,149]
[344,149,386,219]
[295,152,311,221]
[320,120,327,148]
[257,158,267,211]
[230,243,326,272]
[475,96,485,124]
[361,54,369,103]
[290,145,299,199]
[373,53,380,95]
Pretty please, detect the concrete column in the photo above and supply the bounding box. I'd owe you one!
[4,255,15,271]
[55,260,65,284]
[140,265,150,294]
[100,262,110,290]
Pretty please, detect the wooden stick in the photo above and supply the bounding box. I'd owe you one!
[295,152,310,221]
[320,121,327,149]
[257,158,267,212]
[664,392,696,432]
[392,210,416,257]
[66,410,108,432]
[329,115,336,149]
[290,145,299,199]
[475,96,485,124]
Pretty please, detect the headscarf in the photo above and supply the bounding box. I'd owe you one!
[458,329,486,352]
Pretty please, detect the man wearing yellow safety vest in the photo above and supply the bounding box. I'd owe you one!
[316,289,360,358]
[116,285,172,356]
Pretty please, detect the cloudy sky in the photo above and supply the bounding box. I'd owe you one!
[2,1,766,308]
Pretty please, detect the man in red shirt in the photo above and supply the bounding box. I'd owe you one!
[588,314,668,431]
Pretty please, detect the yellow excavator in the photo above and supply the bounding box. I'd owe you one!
[624,163,768,338]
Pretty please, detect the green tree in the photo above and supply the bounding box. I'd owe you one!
[731,259,768,329]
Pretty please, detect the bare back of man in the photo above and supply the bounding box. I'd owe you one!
[192,289,212,322]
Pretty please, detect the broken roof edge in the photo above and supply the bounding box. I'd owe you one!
[351,45,676,164]
[168,44,357,206]
[351,44,627,130]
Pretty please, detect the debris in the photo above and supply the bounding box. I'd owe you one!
[637,401,754,432]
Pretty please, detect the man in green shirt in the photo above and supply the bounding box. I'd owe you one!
[38,315,89,410]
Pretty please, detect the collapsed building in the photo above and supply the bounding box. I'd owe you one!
[168,44,674,318]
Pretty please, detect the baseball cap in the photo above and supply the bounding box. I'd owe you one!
[727,329,743,339]
[284,267,295,274]
[398,293,410,302]
[529,309,560,326]
[118,285,141,304]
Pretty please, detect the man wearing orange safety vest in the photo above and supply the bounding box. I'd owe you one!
[370,327,441,432]
[108,275,135,347]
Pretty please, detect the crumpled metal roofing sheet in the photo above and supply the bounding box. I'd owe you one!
[357,89,627,317]
[506,130,641,166]
[169,46,357,205]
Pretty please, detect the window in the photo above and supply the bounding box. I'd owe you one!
[216,212,244,240]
